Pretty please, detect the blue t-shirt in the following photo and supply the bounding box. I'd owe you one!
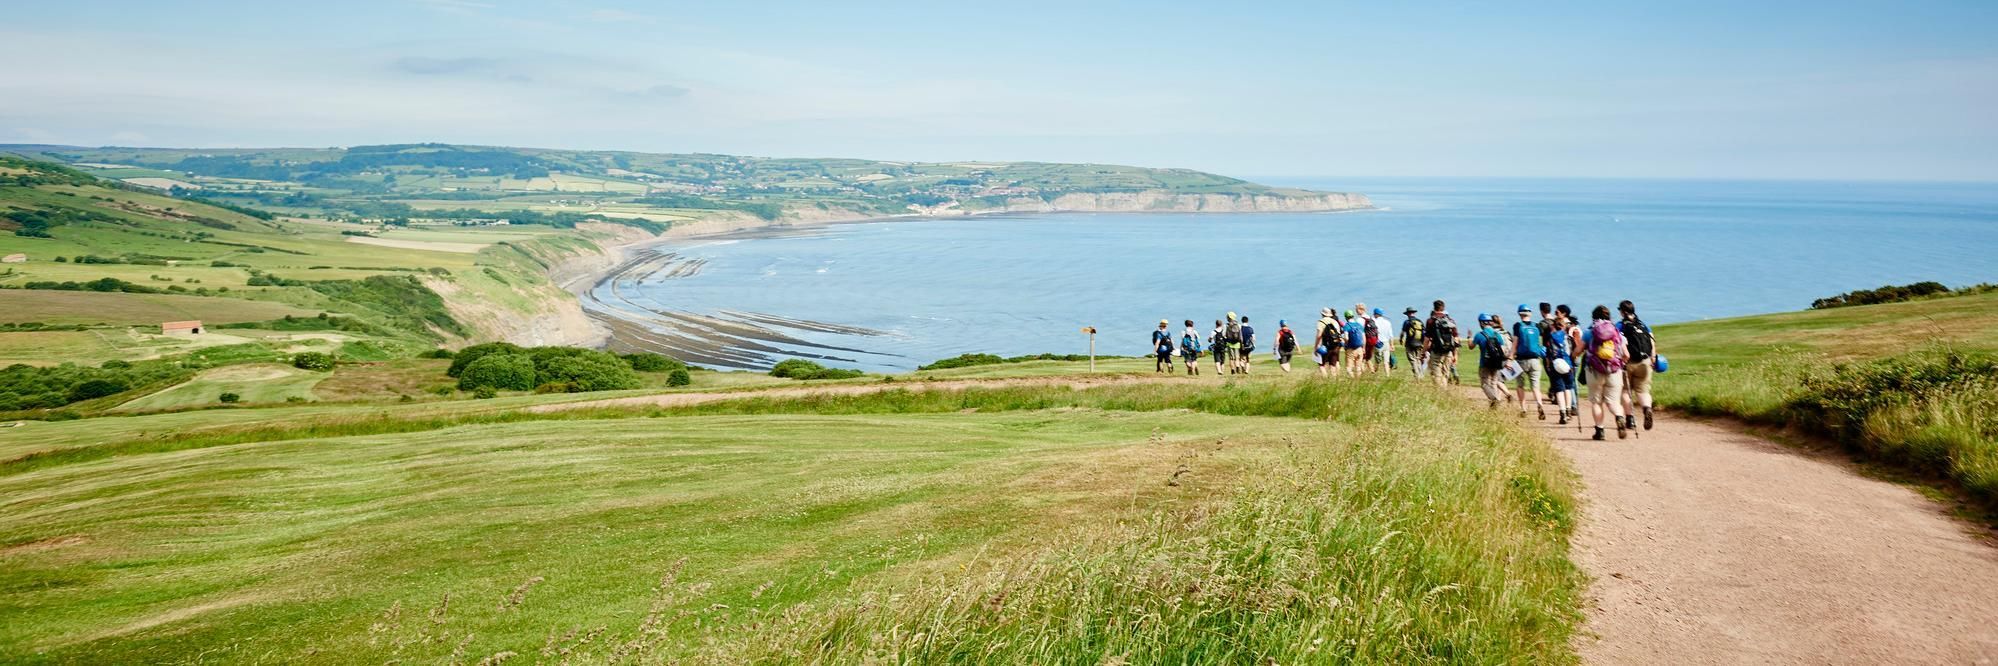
[1342,321,1365,348]
[1241,325,1256,348]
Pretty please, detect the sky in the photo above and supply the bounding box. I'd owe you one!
[3,0,1995,181]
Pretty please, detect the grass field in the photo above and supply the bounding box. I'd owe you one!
[0,291,317,326]
[0,372,1580,664]
[112,363,326,411]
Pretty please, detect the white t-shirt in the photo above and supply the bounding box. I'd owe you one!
[1373,316,1393,347]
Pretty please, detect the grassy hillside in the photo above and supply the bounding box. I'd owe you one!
[0,371,1580,664]
[1654,290,1998,511]
[2,143,1367,226]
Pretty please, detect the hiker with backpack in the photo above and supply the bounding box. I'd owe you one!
[1315,308,1336,367]
[1369,307,1393,374]
[1581,304,1631,440]
[1545,306,1579,425]
[1511,305,1549,420]
[1238,316,1256,375]
[1423,300,1461,387]
[1471,313,1513,409]
[1555,304,1582,419]
[1537,302,1558,404]
[1341,310,1367,378]
[1400,307,1426,377]
[1152,320,1175,373]
[1618,300,1659,431]
[1221,312,1245,375]
[1210,319,1228,375]
[1180,319,1202,376]
[1274,319,1298,373]
[1316,311,1346,378]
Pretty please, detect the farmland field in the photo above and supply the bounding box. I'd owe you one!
[0,290,316,326]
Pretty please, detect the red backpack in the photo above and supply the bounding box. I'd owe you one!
[1586,320,1626,374]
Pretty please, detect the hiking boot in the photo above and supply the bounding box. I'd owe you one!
[1592,427,1606,441]
[1643,406,1655,430]
[1616,423,1628,440]
[1558,413,1569,425]
[1626,415,1638,431]
[1538,405,1547,421]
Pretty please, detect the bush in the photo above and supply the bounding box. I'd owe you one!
[446,342,525,377]
[918,353,1006,371]
[1812,281,1954,309]
[292,352,336,371]
[66,379,130,403]
[99,359,132,370]
[621,352,683,373]
[1789,349,1998,509]
[667,368,692,387]
[457,353,538,392]
[218,392,241,404]
[472,386,498,399]
[421,348,456,359]
[534,350,641,392]
[770,359,864,381]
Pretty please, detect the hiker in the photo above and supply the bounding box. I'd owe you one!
[1210,319,1227,375]
[1511,305,1548,419]
[1238,316,1256,374]
[1581,304,1630,440]
[1618,300,1659,431]
[1315,307,1336,366]
[1222,312,1244,374]
[1274,319,1298,372]
[1423,300,1461,387]
[1341,310,1367,378]
[1152,319,1175,373]
[1471,313,1512,409]
[1400,307,1426,377]
[1368,307,1392,374]
[1316,311,1346,378]
[1545,307,1578,424]
[1180,319,1202,375]
[1537,302,1558,403]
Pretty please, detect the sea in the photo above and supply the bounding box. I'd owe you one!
[591,178,1998,371]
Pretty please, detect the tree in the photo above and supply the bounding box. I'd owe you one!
[219,392,241,404]
[292,352,336,371]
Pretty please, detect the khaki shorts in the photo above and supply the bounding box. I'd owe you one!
[1625,362,1653,396]
[1588,367,1625,404]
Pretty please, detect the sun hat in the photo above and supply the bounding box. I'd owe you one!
[1403,307,1418,315]
[1321,307,1332,317]
[1160,319,1169,325]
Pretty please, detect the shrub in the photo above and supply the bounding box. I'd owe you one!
[457,353,538,392]
[472,386,497,399]
[667,368,692,387]
[534,351,640,392]
[219,392,241,404]
[292,352,336,371]
[421,348,456,359]
[1789,349,1998,509]
[99,359,132,370]
[621,352,683,373]
[770,359,864,381]
[918,353,1006,371]
[1811,281,1955,309]
[66,379,130,403]
[447,342,525,377]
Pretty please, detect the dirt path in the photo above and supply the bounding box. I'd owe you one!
[1528,410,1998,664]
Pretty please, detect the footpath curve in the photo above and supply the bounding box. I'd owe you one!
[1535,410,1998,664]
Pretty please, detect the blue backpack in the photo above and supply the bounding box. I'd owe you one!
[1181,333,1199,355]
[1547,327,1571,360]
[1512,322,1545,358]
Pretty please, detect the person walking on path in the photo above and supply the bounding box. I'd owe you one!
[1536,302,1557,403]
[1511,305,1549,419]
[1274,319,1298,373]
[1180,320,1202,376]
[1221,312,1245,375]
[1369,307,1393,374]
[1238,316,1257,375]
[1341,310,1367,378]
[1316,311,1346,378]
[1582,304,1631,440]
[1209,319,1227,375]
[1400,307,1426,378]
[1617,300,1660,431]
[1556,304,1582,417]
[1545,307,1579,425]
[1423,300,1461,387]
[1315,308,1336,367]
[1471,313,1513,409]
[1152,320,1175,373]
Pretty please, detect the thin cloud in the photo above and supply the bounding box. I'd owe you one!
[391,56,502,76]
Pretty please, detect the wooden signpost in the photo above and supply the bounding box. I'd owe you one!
[1081,326,1097,371]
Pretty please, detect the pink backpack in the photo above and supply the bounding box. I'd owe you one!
[1586,320,1626,373]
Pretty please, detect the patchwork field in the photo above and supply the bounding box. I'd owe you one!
[0,291,316,326]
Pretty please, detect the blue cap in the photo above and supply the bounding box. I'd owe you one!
[1517,303,1532,313]
[1477,312,1492,322]
[1372,307,1383,315]
[1278,319,1286,326]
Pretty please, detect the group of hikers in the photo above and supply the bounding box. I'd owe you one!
[1150,299,1663,441]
